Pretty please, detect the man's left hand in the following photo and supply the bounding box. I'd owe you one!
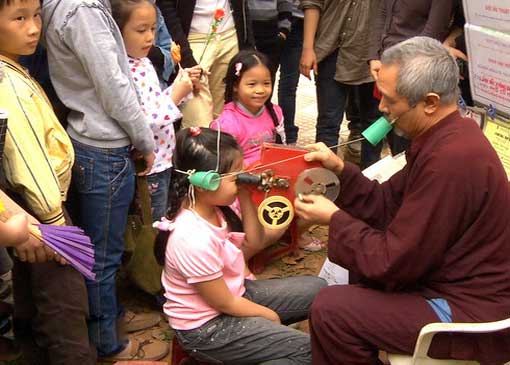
[294,194,339,225]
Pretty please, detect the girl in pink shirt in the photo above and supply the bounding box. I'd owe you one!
[153,127,325,364]
[210,50,286,167]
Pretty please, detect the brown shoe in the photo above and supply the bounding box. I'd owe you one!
[124,311,162,333]
[99,338,169,362]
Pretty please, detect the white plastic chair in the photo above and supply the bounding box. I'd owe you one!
[386,318,510,365]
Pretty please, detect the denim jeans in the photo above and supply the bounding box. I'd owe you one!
[345,82,384,168]
[253,20,282,80]
[147,168,172,222]
[175,276,327,364]
[278,17,303,144]
[315,49,353,148]
[387,131,409,156]
[71,139,135,356]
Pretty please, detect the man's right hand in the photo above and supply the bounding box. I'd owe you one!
[300,47,318,80]
[303,142,344,176]
[369,60,382,81]
[137,152,156,176]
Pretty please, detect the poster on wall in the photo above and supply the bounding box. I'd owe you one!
[483,116,510,179]
[463,0,510,33]
[465,24,510,117]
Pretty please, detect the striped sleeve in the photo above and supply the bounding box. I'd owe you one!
[1,70,66,226]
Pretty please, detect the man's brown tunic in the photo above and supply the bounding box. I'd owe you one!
[314,111,510,364]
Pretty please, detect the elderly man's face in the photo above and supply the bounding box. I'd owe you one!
[377,64,422,139]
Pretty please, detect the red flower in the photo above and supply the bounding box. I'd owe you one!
[214,8,225,21]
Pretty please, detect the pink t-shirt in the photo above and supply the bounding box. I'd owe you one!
[161,208,247,330]
[210,102,286,166]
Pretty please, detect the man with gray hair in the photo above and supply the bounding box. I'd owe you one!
[294,37,510,364]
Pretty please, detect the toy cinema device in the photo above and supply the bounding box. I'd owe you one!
[186,116,394,270]
[242,143,341,271]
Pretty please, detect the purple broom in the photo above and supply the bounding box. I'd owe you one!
[0,202,96,280]
[36,224,96,280]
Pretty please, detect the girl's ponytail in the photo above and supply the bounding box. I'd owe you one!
[265,100,283,144]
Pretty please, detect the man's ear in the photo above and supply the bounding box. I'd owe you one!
[423,92,441,115]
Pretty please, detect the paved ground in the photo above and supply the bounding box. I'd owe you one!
[272,73,351,147]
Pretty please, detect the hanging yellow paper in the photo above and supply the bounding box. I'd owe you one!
[484,116,510,179]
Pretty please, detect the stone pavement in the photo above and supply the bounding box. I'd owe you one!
[272,74,351,148]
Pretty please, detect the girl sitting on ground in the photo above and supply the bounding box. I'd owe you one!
[154,127,326,364]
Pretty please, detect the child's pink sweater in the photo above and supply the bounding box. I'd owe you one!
[210,102,286,166]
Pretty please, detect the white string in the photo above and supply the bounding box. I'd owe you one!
[215,120,221,172]
[174,168,195,177]
[217,137,367,180]
[187,184,196,209]
[173,135,379,183]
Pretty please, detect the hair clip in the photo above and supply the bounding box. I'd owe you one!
[152,217,176,232]
[235,62,243,76]
[189,126,202,136]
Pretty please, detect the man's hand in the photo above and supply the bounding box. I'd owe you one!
[303,142,344,176]
[137,152,155,176]
[369,60,382,81]
[300,47,318,79]
[15,235,49,263]
[444,45,467,61]
[294,194,339,225]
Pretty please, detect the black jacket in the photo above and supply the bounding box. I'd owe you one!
[156,0,254,67]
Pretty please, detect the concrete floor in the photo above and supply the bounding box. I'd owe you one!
[272,73,351,148]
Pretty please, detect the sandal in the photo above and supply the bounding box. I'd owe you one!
[124,311,162,333]
[300,238,326,252]
[99,338,169,362]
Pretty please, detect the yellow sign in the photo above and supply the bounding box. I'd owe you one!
[484,117,510,178]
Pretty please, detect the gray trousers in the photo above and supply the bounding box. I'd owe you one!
[175,276,327,365]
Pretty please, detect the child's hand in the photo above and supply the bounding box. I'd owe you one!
[263,308,281,324]
[185,66,205,95]
[171,69,193,105]
[186,65,203,85]
[3,214,29,246]
[15,234,48,263]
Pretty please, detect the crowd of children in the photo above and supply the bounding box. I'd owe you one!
[0,0,324,363]
[0,0,490,364]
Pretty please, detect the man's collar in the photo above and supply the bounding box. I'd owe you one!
[408,110,460,157]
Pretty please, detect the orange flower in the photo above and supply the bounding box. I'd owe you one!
[171,42,181,64]
[214,8,225,21]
